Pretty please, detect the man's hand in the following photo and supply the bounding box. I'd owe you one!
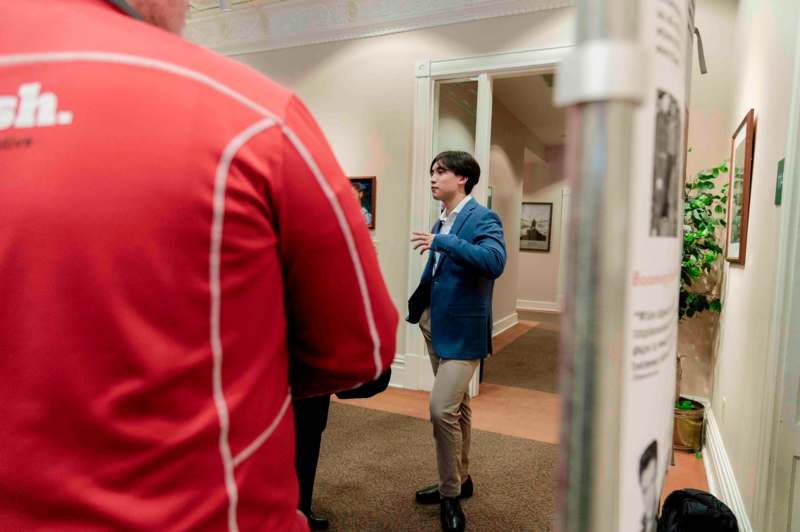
[411,232,435,255]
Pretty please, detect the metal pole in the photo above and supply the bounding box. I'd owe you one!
[557,1,639,531]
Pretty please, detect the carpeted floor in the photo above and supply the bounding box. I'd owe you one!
[314,402,557,531]
[484,325,560,393]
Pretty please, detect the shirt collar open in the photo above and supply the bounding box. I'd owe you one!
[439,195,472,222]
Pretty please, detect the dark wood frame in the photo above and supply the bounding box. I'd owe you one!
[725,109,755,264]
[349,176,376,230]
[520,201,553,252]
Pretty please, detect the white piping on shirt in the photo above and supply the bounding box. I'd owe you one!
[212,117,279,532]
[233,392,292,468]
[0,50,385,527]
[0,52,279,121]
[281,126,384,380]
[0,52,382,376]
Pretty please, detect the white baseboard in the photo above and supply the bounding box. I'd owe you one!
[394,351,435,392]
[517,298,562,313]
[388,354,405,389]
[492,312,519,337]
[703,408,754,532]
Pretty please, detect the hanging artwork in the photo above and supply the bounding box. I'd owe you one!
[725,109,755,264]
[520,202,552,252]
[349,176,376,230]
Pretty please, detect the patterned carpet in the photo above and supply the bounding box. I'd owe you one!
[314,402,557,531]
[484,324,560,393]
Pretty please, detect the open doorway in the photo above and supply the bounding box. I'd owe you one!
[403,44,575,395]
[422,69,568,444]
[480,72,567,401]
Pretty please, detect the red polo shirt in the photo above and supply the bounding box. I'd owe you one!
[0,1,398,529]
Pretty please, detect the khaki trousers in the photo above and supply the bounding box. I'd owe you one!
[419,307,480,498]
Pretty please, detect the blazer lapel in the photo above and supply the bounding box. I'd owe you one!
[421,219,442,281]
[450,197,477,237]
[432,198,476,277]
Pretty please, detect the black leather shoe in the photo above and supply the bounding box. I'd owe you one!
[302,511,329,530]
[415,476,474,505]
[440,497,466,532]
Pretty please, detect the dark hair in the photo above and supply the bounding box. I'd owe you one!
[430,151,480,194]
[639,439,658,479]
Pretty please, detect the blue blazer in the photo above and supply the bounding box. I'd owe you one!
[407,198,506,359]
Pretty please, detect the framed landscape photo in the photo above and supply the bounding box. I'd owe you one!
[520,202,553,252]
[725,109,755,264]
[349,176,376,230]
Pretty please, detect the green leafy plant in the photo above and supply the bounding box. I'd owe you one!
[679,159,729,320]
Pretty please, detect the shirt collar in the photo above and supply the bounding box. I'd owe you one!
[439,195,472,222]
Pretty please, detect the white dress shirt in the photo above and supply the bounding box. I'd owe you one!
[433,195,472,275]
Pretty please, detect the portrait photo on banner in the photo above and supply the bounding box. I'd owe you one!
[650,89,682,238]
[349,176,376,230]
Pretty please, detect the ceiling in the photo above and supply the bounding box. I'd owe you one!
[184,0,575,53]
[493,74,566,146]
[186,5,565,146]
[438,75,565,146]
[188,0,271,16]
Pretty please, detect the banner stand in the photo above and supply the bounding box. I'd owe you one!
[555,1,697,531]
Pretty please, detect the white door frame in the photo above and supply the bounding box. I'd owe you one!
[761,21,800,532]
[557,187,571,310]
[401,45,573,393]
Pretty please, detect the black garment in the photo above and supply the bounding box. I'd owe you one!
[658,489,739,532]
[335,369,391,399]
[293,370,391,513]
[293,394,332,514]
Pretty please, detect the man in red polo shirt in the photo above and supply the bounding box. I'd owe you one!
[0,1,398,530]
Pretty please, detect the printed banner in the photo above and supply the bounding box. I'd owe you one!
[619,1,695,531]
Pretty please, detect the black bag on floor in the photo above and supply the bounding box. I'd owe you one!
[658,489,738,532]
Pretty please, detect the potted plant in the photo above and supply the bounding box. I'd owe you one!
[674,158,729,452]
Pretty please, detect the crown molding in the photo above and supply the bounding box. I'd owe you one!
[183,0,575,56]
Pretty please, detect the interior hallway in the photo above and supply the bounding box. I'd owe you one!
[312,311,707,530]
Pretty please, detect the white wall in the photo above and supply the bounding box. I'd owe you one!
[436,82,477,156]
[686,0,739,181]
[435,81,478,230]
[488,99,526,324]
[233,8,576,353]
[517,145,565,307]
[678,0,740,399]
[709,0,800,528]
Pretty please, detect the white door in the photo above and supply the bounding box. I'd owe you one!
[409,73,493,396]
[764,28,800,532]
[767,190,800,531]
[768,244,800,531]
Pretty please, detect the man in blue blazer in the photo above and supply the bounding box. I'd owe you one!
[408,151,506,532]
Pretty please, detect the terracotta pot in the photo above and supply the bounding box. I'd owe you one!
[673,397,705,452]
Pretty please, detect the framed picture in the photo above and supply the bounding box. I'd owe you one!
[520,202,552,252]
[349,176,376,230]
[725,109,755,264]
